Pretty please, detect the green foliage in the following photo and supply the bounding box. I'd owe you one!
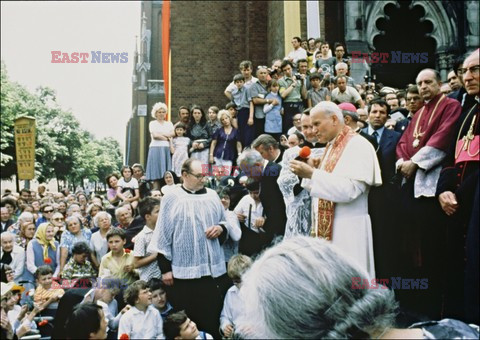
[0,61,123,187]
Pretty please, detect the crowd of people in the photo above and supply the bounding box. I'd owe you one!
[0,37,478,339]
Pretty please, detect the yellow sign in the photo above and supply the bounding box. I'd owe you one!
[14,116,36,180]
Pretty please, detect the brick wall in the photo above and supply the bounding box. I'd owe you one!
[267,1,285,64]
[300,1,307,41]
[169,1,268,122]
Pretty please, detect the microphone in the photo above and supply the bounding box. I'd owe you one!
[294,146,311,162]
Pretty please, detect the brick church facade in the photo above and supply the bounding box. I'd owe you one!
[126,0,477,165]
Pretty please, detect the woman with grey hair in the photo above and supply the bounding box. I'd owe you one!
[237,149,264,180]
[89,211,112,268]
[236,236,479,339]
[59,215,92,276]
[146,102,175,189]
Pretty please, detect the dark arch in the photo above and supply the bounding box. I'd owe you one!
[371,1,437,88]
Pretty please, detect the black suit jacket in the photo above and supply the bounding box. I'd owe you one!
[260,161,286,237]
[358,130,378,150]
[1,219,13,233]
[362,127,401,183]
[395,117,411,135]
[273,146,286,164]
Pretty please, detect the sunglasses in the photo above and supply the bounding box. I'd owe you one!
[53,218,64,221]
[43,209,54,213]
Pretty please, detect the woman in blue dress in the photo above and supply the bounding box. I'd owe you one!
[209,110,242,176]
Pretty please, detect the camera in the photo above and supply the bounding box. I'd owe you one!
[294,73,302,79]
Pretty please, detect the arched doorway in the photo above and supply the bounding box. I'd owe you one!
[371,1,436,88]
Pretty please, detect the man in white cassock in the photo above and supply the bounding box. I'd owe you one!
[147,158,230,339]
[290,101,381,277]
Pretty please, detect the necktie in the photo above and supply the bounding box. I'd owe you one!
[372,131,379,143]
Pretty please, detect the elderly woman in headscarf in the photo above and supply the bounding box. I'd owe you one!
[25,222,60,279]
[16,221,36,250]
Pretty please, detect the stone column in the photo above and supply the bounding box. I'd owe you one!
[465,1,479,51]
[344,1,368,84]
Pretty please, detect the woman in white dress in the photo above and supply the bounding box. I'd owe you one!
[146,102,175,189]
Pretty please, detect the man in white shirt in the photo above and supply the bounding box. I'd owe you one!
[284,36,307,69]
[331,76,365,108]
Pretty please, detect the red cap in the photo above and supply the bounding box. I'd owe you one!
[337,102,357,112]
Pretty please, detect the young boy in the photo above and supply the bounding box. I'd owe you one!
[133,197,161,281]
[164,310,213,339]
[99,228,138,284]
[61,241,97,280]
[307,73,330,108]
[228,74,252,147]
[220,254,252,338]
[118,280,163,339]
[207,106,221,134]
[33,265,64,313]
[148,278,174,321]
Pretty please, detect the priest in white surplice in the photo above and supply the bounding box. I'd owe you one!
[290,101,381,277]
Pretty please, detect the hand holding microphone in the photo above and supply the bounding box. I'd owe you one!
[290,146,315,179]
[295,146,311,162]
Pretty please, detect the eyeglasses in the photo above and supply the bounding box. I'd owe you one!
[407,96,421,101]
[188,172,205,179]
[460,65,480,75]
[43,209,54,213]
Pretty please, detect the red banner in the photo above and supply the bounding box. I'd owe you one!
[162,0,171,120]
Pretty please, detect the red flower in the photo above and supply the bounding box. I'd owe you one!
[124,249,131,253]
[38,320,49,327]
[44,258,52,264]
[119,333,129,340]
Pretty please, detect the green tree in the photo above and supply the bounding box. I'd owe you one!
[1,62,123,188]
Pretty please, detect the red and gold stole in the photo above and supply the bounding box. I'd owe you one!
[311,125,356,240]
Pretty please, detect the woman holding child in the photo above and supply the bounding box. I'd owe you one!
[187,105,212,165]
[59,215,92,277]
